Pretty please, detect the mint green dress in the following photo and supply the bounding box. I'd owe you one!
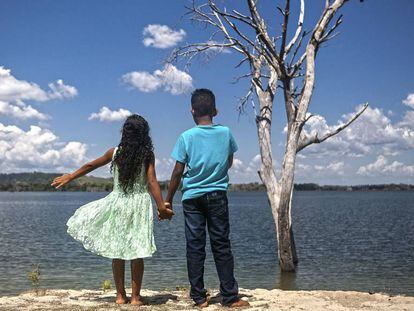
[66,147,156,260]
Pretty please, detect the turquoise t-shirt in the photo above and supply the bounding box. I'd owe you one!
[171,124,238,201]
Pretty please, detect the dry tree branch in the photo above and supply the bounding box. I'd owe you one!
[208,3,256,28]
[296,103,368,152]
[235,56,249,68]
[210,4,257,48]
[288,2,345,79]
[237,87,254,113]
[295,0,349,124]
[247,0,283,75]
[320,14,343,43]
[232,9,252,21]
[180,1,255,61]
[170,0,280,120]
[206,0,272,64]
[284,0,305,57]
[279,0,291,59]
[232,72,261,84]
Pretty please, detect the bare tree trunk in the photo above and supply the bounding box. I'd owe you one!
[256,89,298,272]
[277,122,301,271]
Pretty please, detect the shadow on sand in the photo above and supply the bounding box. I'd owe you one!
[208,293,253,306]
[88,293,179,305]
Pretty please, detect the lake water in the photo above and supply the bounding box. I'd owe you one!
[0,191,413,297]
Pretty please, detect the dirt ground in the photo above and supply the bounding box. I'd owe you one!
[0,288,413,310]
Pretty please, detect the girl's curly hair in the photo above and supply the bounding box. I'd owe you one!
[111,114,154,193]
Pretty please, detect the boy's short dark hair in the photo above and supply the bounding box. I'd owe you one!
[191,88,216,117]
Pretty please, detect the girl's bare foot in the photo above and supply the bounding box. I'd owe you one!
[131,296,144,306]
[115,293,129,304]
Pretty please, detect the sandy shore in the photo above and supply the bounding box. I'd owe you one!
[0,288,413,311]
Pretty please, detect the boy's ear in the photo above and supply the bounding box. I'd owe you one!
[213,108,218,117]
[191,108,196,116]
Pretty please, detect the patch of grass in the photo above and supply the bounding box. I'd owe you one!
[28,264,42,295]
[175,285,188,291]
[102,279,111,292]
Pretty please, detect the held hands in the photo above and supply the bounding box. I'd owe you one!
[51,174,72,189]
[158,202,174,221]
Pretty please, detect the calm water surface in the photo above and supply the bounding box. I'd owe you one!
[0,191,413,296]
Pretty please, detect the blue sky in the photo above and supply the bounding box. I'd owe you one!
[0,0,413,184]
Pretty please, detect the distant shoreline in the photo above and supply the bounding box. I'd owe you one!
[0,172,413,192]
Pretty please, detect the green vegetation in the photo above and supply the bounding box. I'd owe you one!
[0,172,114,192]
[0,172,412,192]
[28,264,40,292]
[102,279,111,292]
[174,285,188,291]
[229,182,414,191]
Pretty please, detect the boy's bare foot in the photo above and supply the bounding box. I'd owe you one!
[131,296,144,306]
[115,293,129,304]
[229,299,250,308]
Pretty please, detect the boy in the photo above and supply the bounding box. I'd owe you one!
[165,89,249,308]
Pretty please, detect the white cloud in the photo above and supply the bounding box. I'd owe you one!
[244,154,261,173]
[229,154,263,182]
[403,93,414,109]
[327,161,345,174]
[155,65,193,95]
[296,160,345,177]
[47,79,78,100]
[0,66,78,120]
[142,24,186,49]
[59,141,87,166]
[155,157,175,180]
[357,155,414,177]
[0,67,77,102]
[342,105,404,145]
[123,64,193,95]
[0,66,50,102]
[287,97,414,183]
[299,104,414,158]
[88,106,132,122]
[122,71,162,93]
[398,110,414,130]
[398,95,414,130]
[0,100,48,120]
[232,158,244,170]
[0,122,87,173]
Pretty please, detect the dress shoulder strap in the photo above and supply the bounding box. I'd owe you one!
[112,147,118,161]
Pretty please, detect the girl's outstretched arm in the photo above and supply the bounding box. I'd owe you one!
[51,148,115,189]
[146,156,174,221]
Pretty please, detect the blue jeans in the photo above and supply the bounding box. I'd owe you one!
[182,190,238,305]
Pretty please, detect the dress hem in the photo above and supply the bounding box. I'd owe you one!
[67,227,157,260]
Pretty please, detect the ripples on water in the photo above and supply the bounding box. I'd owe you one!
[0,191,413,296]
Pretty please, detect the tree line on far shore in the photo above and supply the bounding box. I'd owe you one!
[0,172,413,192]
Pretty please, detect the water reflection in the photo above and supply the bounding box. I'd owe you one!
[276,270,298,290]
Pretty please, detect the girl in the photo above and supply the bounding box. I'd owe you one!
[51,114,173,306]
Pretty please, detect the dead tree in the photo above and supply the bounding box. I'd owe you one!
[170,0,368,271]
